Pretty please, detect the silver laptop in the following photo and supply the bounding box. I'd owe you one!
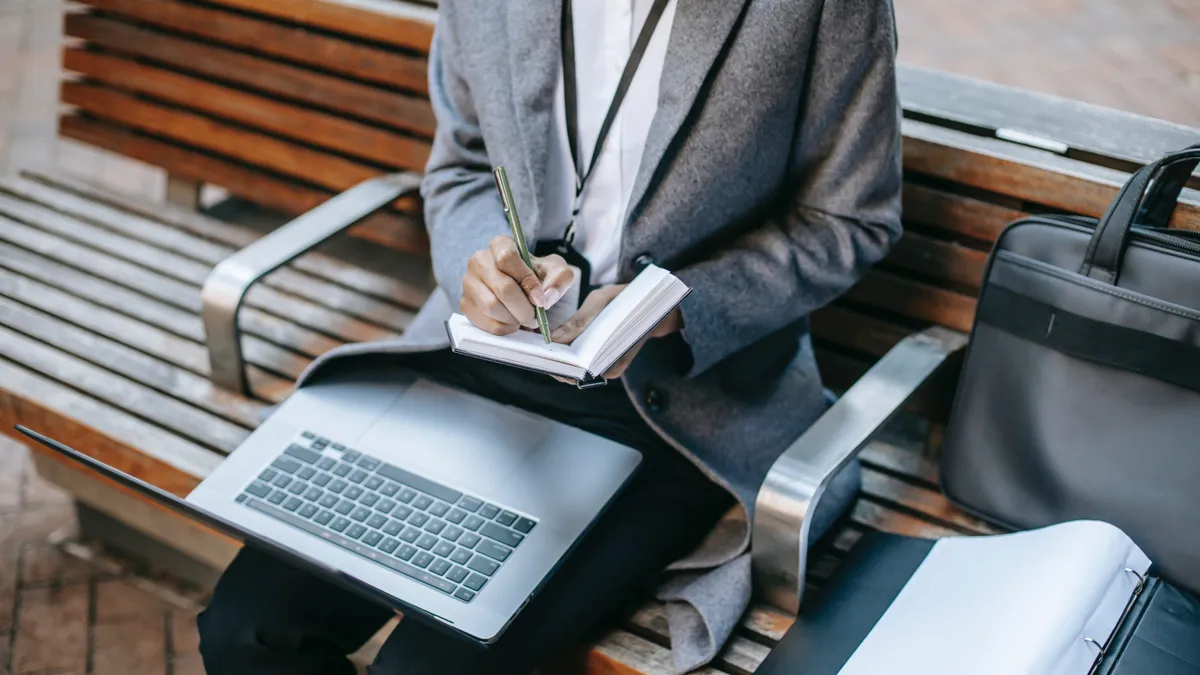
[17,367,641,644]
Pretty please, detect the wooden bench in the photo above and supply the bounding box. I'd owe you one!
[4,1,1200,673]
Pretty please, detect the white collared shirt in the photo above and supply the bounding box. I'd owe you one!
[541,0,678,286]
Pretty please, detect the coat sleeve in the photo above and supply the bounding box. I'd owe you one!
[419,7,510,307]
[674,0,904,377]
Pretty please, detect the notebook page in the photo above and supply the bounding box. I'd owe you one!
[448,314,583,365]
[570,265,672,363]
[838,521,1151,675]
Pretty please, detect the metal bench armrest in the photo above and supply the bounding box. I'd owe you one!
[752,326,968,613]
[201,173,423,394]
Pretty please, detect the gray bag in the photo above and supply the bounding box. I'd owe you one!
[942,145,1200,593]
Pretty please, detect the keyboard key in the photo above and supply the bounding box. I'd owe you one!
[272,475,292,489]
[342,450,362,463]
[447,566,469,583]
[298,504,319,519]
[333,463,353,477]
[379,538,400,553]
[462,515,485,532]
[393,506,413,520]
[312,473,332,487]
[416,534,438,550]
[358,493,379,507]
[381,482,401,497]
[301,431,316,439]
[382,520,404,536]
[283,497,303,512]
[303,487,323,501]
[330,517,350,532]
[357,456,381,471]
[443,526,463,542]
[311,438,329,450]
[319,494,340,508]
[475,539,512,562]
[449,548,473,565]
[272,457,302,474]
[454,588,476,602]
[397,489,417,504]
[314,510,334,525]
[458,496,483,512]
[364,476,384,491]
[284,444,321,464]
[464,573,488,591]
[367,514,388,529]
[513,517,536,534]
[445,509,466,524]
[424,520,446,535]
[331,443,345,451]
[334,500,356,515]
[346,524,367,539]
[467,555,500,576]
[496,511,518,527]
[236,493,248,503]
[246,482,272,498]
[362,531,383,546]
[268,490,288,505]
[429,502,450,518]
[481,522,524,548]
[413,552,435,568]
[376,464,463,504]
[258,468,278,482]
[412,495,434,510]
[399,527,421,543]
[328,480,347,494]
[375,499,396,514]
[348,470,368,484]
[317,457,337,471]
[297,467,316,480]
[396,544,417,561]
[345,486,364,500]
[459,533,482,549]
[432,541,456,558]
[408,513,430,528]
[429,559,451,576]
[479,504,500,519]
[286,481,306,495]
[351,507,372,522]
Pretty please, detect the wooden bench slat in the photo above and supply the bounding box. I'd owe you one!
[846,269,977,334]
[0,357,220,495]
[0,175,420,328]
[201,0,437,53]
[851,499,962,539]
[75,0,429,93]
[64,49,432,173]
[859,441,940,487]
[0,240,309,390]
[861,467,998,535]
[887,230,989,290]
[23,169,430,308]
[582,630,727,675]
[64,14,436,137]
[812,304,912,358]
[0,292,269,427]
[58,115,429,254]
[902,182,1028,244]
[0,325,250,453]
[626,605,770,675]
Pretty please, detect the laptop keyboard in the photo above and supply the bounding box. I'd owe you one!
[235,431,537,603]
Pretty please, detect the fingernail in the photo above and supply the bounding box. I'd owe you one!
[543,287,561,307]
[529,287,546,307]
[551,327,564,341]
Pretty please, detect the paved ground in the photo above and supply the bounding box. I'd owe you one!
[0,0,1196,673]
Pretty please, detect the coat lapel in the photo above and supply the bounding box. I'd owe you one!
[626,0,751,223]
[505,0,561,238]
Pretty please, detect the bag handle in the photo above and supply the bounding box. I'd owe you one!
[1079,144,1200,284]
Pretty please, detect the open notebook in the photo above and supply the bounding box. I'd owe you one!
[447,265,689,385]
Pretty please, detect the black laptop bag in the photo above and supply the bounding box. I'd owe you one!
[941,144,1200,594]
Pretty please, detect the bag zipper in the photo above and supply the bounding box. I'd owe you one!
[1025,214,1200,256]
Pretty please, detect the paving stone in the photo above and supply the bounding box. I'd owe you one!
[170,651,206,675]
[10,584,88,674]
[94,579,173,625]
[0,439,27,514]
[92,616,167,675]
[170,609,201,654]
[20,541,92,587]
[20,466,72,510]
[0,633,10,675]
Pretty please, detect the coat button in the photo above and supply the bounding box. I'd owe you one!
[644,386,666,413]
[634,253,656,271]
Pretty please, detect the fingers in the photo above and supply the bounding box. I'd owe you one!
[460,295,517,336]
[490,236,547,307]
[479,256,536,327]
[603,336,648,379]
[533,254,574,308]
[551,284,624,344]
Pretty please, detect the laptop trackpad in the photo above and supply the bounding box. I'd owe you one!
[354,379,549,494]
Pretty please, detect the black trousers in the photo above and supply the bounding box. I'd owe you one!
[197,351,732,675]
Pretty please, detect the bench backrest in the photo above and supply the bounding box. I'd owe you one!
[59,1,1200,432]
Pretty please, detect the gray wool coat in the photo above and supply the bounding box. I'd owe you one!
[295,0,903,671]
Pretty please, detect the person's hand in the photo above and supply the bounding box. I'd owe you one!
[461,235,575,335]
[550,284,683,382]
